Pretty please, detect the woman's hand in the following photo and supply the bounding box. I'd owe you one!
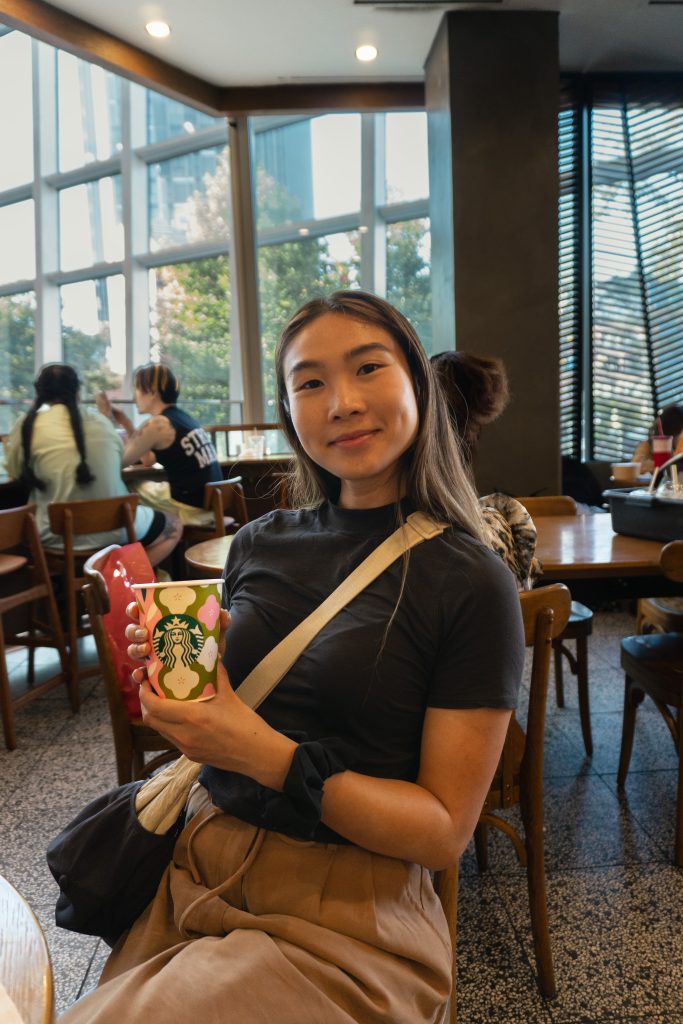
[124,602,296,788]
[96,390,112,419]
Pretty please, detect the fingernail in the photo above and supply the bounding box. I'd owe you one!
[135,629,146,640]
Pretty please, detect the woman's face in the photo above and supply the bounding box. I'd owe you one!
[169,628,184,643]
[283,312,419,509]
[134,386,155,415]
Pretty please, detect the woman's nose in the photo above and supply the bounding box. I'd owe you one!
[328,380,365,419]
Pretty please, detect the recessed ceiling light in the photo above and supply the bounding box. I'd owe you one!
[356,44,378,63]
[146,20,171,39]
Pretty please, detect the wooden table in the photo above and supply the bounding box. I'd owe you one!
[534,513,674,600]
[0,875,53,1024]
[185,536,234,578]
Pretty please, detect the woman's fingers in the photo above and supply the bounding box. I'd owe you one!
[126,601,140,622]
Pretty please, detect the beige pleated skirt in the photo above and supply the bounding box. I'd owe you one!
[59,791,452,1024]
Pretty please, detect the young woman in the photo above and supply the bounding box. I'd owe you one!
[5,363,181,564]
[96,363,222,525]
[61,293,524,1024]
[631,403,683,474]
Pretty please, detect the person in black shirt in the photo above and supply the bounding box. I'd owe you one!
[96,363,222,524]
[64,293,524,1024]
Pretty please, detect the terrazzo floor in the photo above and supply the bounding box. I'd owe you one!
[1,610,682,1023]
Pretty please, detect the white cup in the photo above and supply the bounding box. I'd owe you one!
[243,431,265,459]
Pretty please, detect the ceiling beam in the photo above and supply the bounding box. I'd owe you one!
[0,0,425,114]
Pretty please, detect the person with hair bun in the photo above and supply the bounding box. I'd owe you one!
[632,403,683,474]
[97,363,222,526]
[5,363,181,563]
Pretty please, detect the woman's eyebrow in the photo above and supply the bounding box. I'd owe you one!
[287,342,393,379]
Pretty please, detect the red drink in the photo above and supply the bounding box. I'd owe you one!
[652,435,673,469]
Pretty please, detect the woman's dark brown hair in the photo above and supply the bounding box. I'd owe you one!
[430,350,510,464]
[20,363,95,491]
[274,290,486,542]
[133,363,180,405]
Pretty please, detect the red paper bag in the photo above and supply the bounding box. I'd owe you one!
[99,543,155,719]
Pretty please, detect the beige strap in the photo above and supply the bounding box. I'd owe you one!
[235,511,446,710]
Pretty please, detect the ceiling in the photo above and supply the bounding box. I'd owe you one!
[3,0,683,89]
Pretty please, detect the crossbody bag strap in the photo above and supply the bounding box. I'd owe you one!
[235,511,446,711]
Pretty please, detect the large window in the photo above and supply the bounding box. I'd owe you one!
[0,22,432,434]
[559,78,683,461]
[251,112,431,413]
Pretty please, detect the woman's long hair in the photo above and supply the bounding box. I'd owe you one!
[274,290,487,544]
[20,363,95,491]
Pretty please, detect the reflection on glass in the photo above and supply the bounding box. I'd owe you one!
[252,114,361,230]
[0,202,35,284]
[386,218,432,353]
[148,258,231,423]
[58,51,122,172]
[59,177,124,271]
[258,231,360,410]
[149,146,229,251]
[385,113,429,204]
[0,33,33,190]
[0,293,35,432]
[147,91,221,144]
[60,276,125,395]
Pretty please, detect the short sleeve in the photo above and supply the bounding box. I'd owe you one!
[222,524,254,609]
[428,548,525,710]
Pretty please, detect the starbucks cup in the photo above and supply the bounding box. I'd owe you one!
[130,579,223,701]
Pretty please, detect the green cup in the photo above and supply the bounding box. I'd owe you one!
[130,579,223,701]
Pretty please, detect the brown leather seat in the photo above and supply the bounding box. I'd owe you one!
[433,582,571,1014]
[82,545,179,784]
[0,505,71,750]
[618,539,683,866]
[518,495,595,756]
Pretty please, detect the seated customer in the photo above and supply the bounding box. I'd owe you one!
[97,363,222,526]
[632,403,683,474]
[431,349,540,590]
[430,350,510,467]
[4,363,181,564]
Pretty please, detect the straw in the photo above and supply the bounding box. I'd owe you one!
[656,414,663,435]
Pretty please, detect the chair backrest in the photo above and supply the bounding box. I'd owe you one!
[661,539,683,582]
[516,495,578,518]
[203,477,249,535]
[0,504,38,553]
[48,494,139,540]
[483,583,570,811]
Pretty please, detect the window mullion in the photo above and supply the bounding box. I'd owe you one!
[123,81,149,397]
[32,39,60,367]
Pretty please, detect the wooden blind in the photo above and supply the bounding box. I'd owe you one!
[558,79,582,459]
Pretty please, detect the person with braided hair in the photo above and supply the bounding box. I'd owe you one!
[5,363,182,563]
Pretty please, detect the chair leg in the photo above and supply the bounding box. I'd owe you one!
[575,634,593,758]
[473,821,489,871]
[617,676,643,788]
[552,640,565,708]
[520,791,556,999]
[675,709,683,868]
[0,620,17,751]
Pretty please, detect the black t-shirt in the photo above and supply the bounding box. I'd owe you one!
[201,501,524,841]
[152,406,221,508]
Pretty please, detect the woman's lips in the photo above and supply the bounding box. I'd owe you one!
[330,430,378,448]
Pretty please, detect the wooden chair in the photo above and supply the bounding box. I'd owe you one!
[0,874,53,1024]
[45,495,139,709]
[636,595,683,635]
[182,478,249,549]
[82,545,179,784]
[518,495,595,756]
[618,540,683,866]
[433,583,571,1014]
[0,505,71,751]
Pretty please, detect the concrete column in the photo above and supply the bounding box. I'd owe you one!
[425,12,560,496]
